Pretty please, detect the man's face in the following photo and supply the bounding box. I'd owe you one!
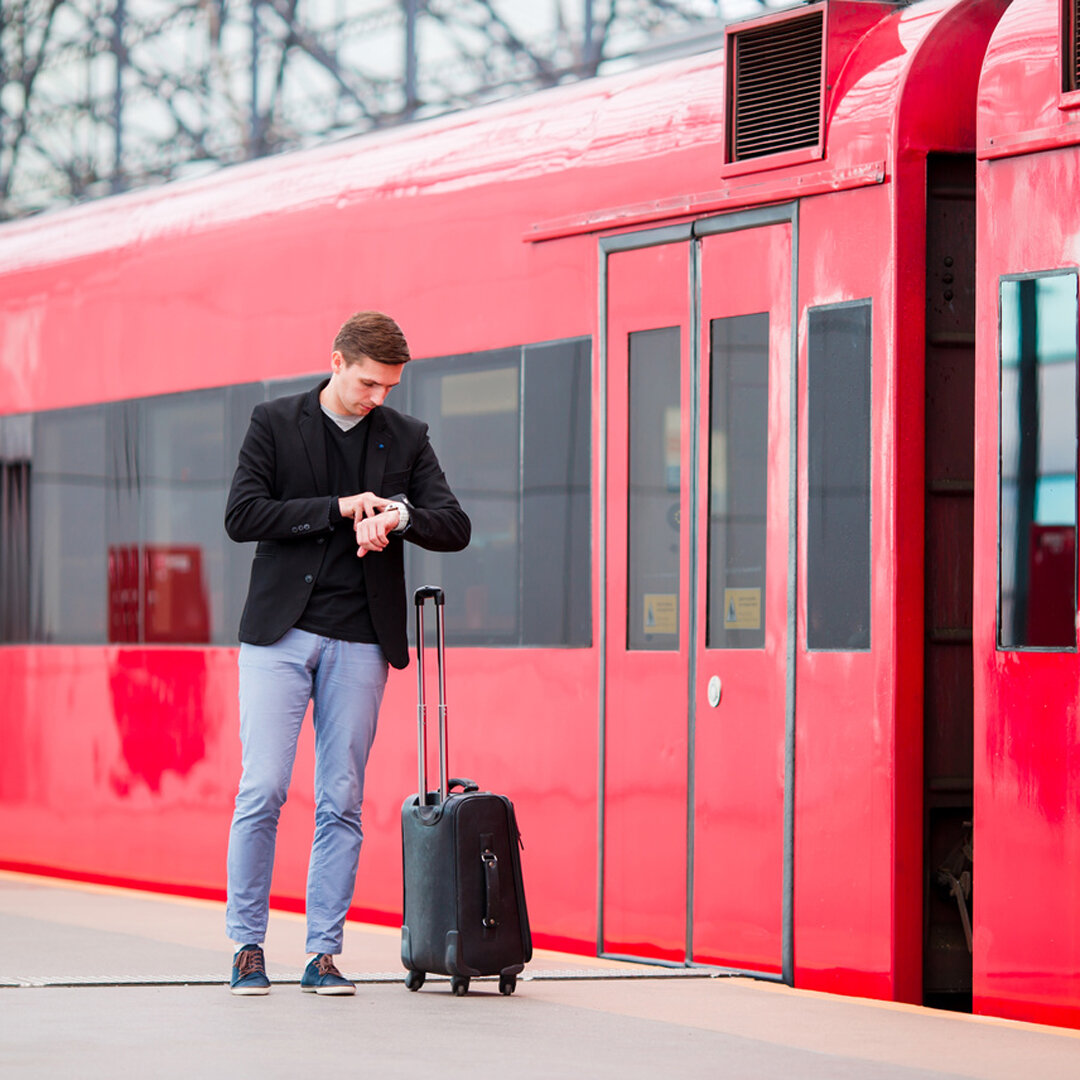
[328,351,404,417]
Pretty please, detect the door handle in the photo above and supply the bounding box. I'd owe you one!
[707,675,722,708]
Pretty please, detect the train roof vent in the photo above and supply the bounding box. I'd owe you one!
[1068,0,1080,92]
[729,10,825,163]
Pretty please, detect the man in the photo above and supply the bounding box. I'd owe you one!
[223,311,470,996]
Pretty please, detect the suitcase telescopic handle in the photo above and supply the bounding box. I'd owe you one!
[414,585,445,606]
[414,585,448,804]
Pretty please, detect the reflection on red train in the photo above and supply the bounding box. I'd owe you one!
[1026,527,1075,647]
[3,0,1080,1033]
[108,545,210,644]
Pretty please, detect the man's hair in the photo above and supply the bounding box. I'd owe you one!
[333,311,411,366]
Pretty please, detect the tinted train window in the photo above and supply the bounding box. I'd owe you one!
[140,390,233,644]
[998,273,1078,650]
[0,407,110,643]
[31,406,110,643]
[0,341,591,648]
[707,314,768,649]
[627,328,681,651]
[0,415,32,641]
[807,301,872,650]
[2,390,249,646]
[406,350,521,643]
[522,339,591,646]
[402,338,592,647]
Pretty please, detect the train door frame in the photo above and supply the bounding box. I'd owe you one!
[596,203,799,982]
[922,152,977,1010]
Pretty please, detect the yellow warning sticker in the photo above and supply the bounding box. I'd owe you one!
[643,593,678,635]
[723,588,762,630]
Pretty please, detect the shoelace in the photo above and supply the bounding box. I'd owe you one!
[316,955,343,977]
[236,949,266,977]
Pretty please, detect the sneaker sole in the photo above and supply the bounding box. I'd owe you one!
[230,985,271,996]
[301,985,356,996]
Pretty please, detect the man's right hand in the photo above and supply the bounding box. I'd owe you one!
[354,506,401,557]
[338,492,386,520]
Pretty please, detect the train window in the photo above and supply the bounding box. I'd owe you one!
[89,391,239,646]
[0,344,592,649]
[403,338,592,647]
[998,273,1079,650]
[1,415,34,642]
[807,301,872,651]
[139,389,233,644]
[627,327,681,651]
[224,384,267,641]
[522,339,592,646]
[3,387,256,646]
[406,350,521,644]
[707,314,768,650]
[29,406,110,643]
[105,401,142,642]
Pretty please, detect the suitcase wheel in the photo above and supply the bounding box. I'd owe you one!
[405,969,426,992]
[498,973,517,996]
[451,975,470,996]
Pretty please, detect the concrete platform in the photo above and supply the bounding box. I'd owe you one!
[1,870,1078,1079]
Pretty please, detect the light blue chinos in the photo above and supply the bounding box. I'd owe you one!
[225,627,387,954]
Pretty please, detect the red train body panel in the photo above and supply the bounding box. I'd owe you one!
[2,0,1078,1029]
[974,0,1080,1028]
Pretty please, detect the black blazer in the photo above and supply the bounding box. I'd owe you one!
[225,381,470,668]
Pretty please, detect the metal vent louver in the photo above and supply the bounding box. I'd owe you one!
[1069,0,1080,92]
[730,11,825,162]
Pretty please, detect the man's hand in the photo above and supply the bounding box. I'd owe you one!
[354,505,401,557]
[338,492,387,520]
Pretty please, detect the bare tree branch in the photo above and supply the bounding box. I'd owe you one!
[0,0,772,220]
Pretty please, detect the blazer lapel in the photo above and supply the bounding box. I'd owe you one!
[298,382,330,495]
[364,409,390,494]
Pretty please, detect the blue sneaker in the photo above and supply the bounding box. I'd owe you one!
[230,945,271,996]
[301,954,355,996]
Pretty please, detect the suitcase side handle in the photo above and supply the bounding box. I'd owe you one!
[414,585,449,804]
[481,844,500,929]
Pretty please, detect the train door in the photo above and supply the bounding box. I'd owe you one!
[602,236,692,962]
[600,212,794,975]
[691,219,792,973]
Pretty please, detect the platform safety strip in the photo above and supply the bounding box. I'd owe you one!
[0,967,721,989]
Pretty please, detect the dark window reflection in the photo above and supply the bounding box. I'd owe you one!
[224,385,266,642]
[523,339,591,646]
[403,337,592,647]
[627,327,681,651]
[140,390,229,644]
[807,301,872,650]
[1,340,592,649]
[106,401,142,642]
[1,415,33,641]
[998,273,1078,649]
[102,392,237,645]
[707,314,768,649]
[407,349,521,643]
[32,406,109,643]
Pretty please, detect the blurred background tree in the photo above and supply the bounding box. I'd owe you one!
[0,0,771,220]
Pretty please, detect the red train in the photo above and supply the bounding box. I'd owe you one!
[1,0,1078,1028]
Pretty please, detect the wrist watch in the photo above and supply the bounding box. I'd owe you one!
[382,495,412,534]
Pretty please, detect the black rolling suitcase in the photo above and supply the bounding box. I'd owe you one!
[401,585,531,996]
